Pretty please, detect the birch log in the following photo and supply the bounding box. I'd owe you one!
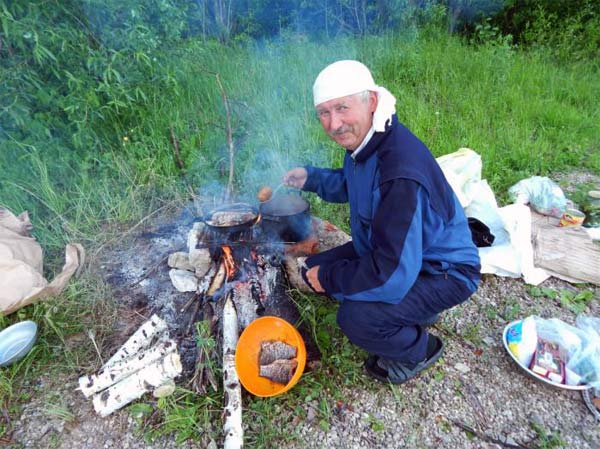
[103,314,168,367]
[222,295,243,449]
[92,352,182,417]
[78,339,177,397]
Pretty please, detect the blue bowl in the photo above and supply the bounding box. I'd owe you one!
[0,321,38,367]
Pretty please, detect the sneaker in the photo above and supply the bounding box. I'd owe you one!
[364,335,444,384]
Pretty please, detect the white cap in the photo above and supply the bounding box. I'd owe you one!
[312,60,396,132]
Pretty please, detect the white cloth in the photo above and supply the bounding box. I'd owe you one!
[351,126,375,160]
[312,60,396,132]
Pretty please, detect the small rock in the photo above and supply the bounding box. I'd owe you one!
[482,336,495,346]
[189,248,211,276]
[168,269,198,292]
[306,407,317,423]
[168,252,194,271]
[454,362,471,374]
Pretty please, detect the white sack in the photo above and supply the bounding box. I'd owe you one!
[435,149,548,285]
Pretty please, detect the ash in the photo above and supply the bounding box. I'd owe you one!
[100,205,314,382]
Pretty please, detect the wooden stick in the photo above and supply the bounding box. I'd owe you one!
[180,292,200,313]
[222,294,243,449]
[169,123,185,173]
[214,72,235,202]
[450,419,532,449]
[185,298,202,336]
[79,339,177,397]
[207,262,226,297]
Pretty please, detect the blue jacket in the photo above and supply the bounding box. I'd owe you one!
[303,115,480,303]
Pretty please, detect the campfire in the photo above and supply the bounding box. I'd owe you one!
[79,194,352,447]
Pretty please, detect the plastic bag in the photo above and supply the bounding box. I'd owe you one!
[436,148,482,208]
[567,316,600,389]
[533,317,588,385]
[465,179,509,245]
[508,176,567,218]
[506,316,537,367]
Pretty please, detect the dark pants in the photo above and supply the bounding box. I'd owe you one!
[304,244,478,363]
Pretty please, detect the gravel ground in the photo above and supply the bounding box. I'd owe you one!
[6,201,600,449]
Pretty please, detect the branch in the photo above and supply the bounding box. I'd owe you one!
[169,123,186,174]
[214,72,235,202]
[450,419,532,449]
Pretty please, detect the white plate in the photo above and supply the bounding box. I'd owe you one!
[0,321,38,367]
[502,320,591,391]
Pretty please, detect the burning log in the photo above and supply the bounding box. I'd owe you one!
[92,352,182,417]
[222,294,243,449]
[207,262,226,297]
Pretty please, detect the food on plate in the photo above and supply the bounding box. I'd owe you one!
[259,359,298,385]
[207,210,256,226]
[259,340,297,365]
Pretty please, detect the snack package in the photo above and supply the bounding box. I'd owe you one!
[530,338,565,384]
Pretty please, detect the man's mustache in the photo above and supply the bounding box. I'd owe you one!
[330,126,353,136]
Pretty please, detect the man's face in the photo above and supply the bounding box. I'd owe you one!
[316,91,378,151]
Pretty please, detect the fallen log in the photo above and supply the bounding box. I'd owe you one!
[92,352,182,417]
[222,294,243,449]
[79,338,177,397]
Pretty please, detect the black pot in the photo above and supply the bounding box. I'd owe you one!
[259,194,311,242]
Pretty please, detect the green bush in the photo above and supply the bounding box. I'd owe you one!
[488,0,600,64]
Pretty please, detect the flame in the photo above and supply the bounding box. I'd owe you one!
[221,245,236,280]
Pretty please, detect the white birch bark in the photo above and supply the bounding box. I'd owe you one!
[222,295,243,449]
[78,339,177,397]
[92,352,182,417]
[103,314,168,368]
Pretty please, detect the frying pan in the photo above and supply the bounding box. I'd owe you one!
[202,203,260,233]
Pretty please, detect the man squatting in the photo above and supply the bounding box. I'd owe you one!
[283,60,481,384]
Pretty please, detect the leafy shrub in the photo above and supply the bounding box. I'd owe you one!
[488,0,600,64]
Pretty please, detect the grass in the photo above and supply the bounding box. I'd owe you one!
[1,20,599,447]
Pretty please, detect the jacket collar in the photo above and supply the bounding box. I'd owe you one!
[351,114,397,163]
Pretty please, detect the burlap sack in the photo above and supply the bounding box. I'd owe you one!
[0,207,84,315]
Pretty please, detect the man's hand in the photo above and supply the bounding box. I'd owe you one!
[306,265,325,293]
[283,167,308,189]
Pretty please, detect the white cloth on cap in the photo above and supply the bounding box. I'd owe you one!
[312,60,396,132]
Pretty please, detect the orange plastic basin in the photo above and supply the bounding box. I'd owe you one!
[235,316,306,397]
